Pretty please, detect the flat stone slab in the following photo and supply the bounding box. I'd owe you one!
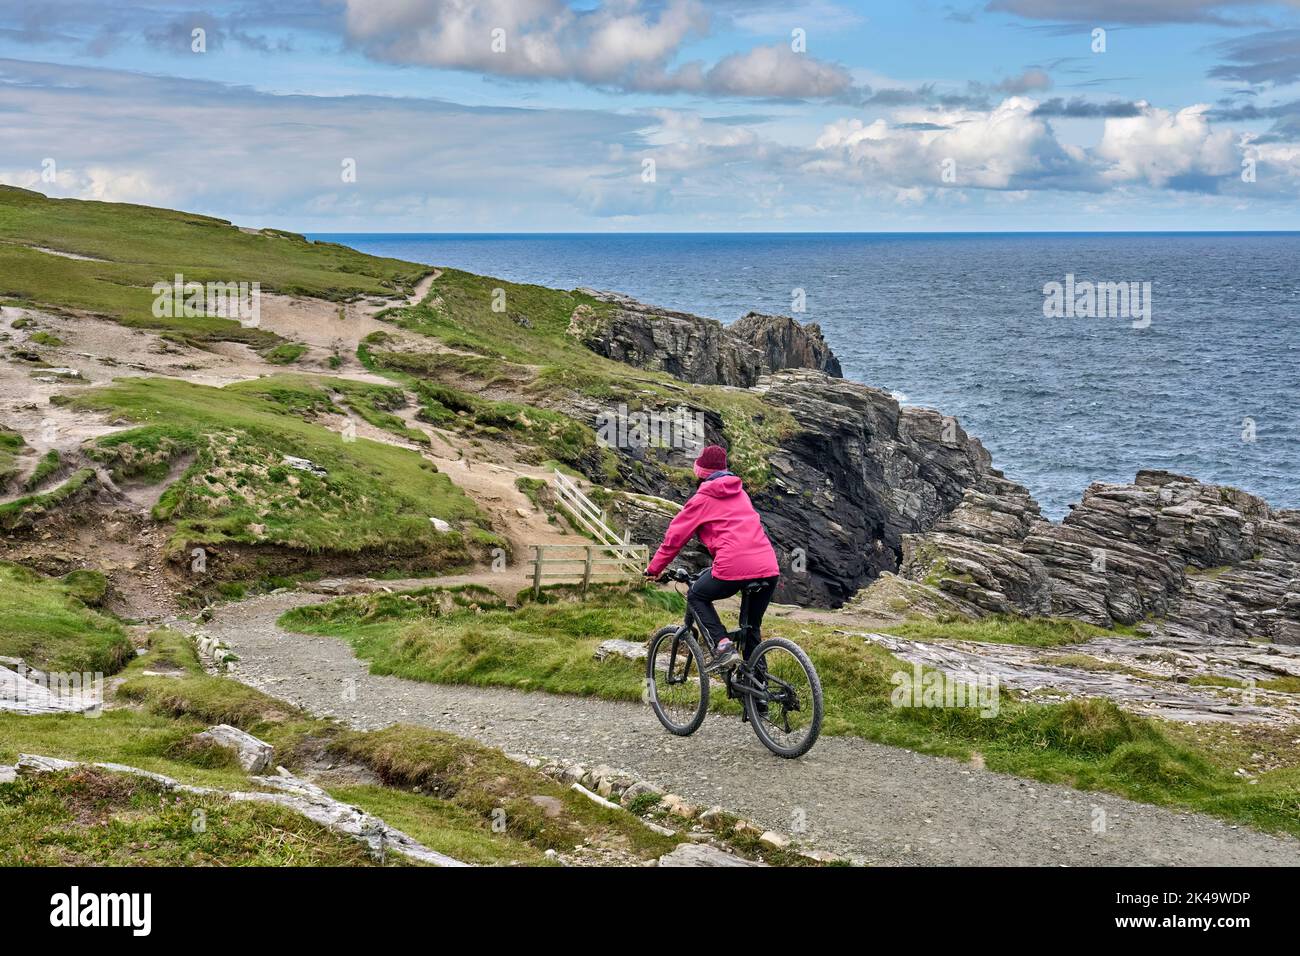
[860,632,1300,725]
[594,639,648,662]
[658,843,765,867]
[1,666,99,715]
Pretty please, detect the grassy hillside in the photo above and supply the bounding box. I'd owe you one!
[0,563,132,674]
[364,268,795,487]
[57,375,495,565]
[0,186,425,345]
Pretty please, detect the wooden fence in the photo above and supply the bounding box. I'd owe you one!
[529,543,648,598]
[552,470,632,553]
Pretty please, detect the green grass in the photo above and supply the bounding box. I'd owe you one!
[327,784,557,866]
[57,375,491,563]
[279,585,664,699]
[0,562,133,674]
[515,476,548,510]
[261,342,308,365]
[0,428,25,487]
[282,586,1300,837]
[413,380,615,476]
[329,724,679,859]
[891,613,1139,647]
[23,449,61,490]
[0,767,394,866]
[0,468,96,531]
[331,379,430,445]
[27,331,64,347]
[0,186,426,347]
[383,268,618,369]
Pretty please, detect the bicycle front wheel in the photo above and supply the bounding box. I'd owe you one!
[646,625,709,736]
[744,637,823,758]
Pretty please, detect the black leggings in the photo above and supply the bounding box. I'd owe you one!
[687,570,779,656]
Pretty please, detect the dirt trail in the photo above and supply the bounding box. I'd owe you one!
[323,389,582,565]
[0,275,441,495]
[248,270,441,376]
[203,588,1300,867]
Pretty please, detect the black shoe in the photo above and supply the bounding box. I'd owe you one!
[706,640,740,673]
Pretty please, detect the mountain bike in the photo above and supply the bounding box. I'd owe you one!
[645,566,823,759]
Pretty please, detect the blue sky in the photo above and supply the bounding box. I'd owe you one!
[2,1,1299,230]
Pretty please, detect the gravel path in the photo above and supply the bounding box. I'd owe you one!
[206,591,1300,867]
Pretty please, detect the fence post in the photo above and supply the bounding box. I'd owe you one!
[532,545,544,599]
[582,546,594,595]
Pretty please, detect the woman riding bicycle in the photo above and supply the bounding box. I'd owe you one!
[644,444,780,671]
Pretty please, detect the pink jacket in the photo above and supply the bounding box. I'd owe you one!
[646,473,780,581]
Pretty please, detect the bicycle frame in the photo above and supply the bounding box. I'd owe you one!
[668,588,797,715]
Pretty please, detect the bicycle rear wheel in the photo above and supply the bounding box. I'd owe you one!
[743,637,823,758]
[646,625,709,736]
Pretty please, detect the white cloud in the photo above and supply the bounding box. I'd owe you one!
[696,43,853,98]
[813,97,1092,190]
[1095,102,1238,188]
[338,0,704,85]
[335,0,855,98]
[0,57,652,228]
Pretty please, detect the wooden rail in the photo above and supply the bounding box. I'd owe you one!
[530,543,649,598]
[553,470,624,542]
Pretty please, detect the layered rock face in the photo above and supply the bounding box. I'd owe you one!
[737,371,996,606]
[728,312,843,378]
[569,292,840,386]
[899,469,1300,644]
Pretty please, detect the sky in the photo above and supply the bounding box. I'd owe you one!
[1,0,1299,231]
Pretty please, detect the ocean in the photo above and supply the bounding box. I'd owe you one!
[312,232,1300,519]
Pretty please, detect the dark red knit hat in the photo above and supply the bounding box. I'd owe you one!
[695,444,727,472]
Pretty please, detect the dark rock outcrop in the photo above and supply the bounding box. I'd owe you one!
[729,312,842,378]
[568,292,841,387]
[742,371,996,606]
[896,469,1300,644]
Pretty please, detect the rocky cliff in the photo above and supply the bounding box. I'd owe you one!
[894,469,1300,645]
[747,371,998,606]
[730,312,842,378]
[569,291,842,386]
